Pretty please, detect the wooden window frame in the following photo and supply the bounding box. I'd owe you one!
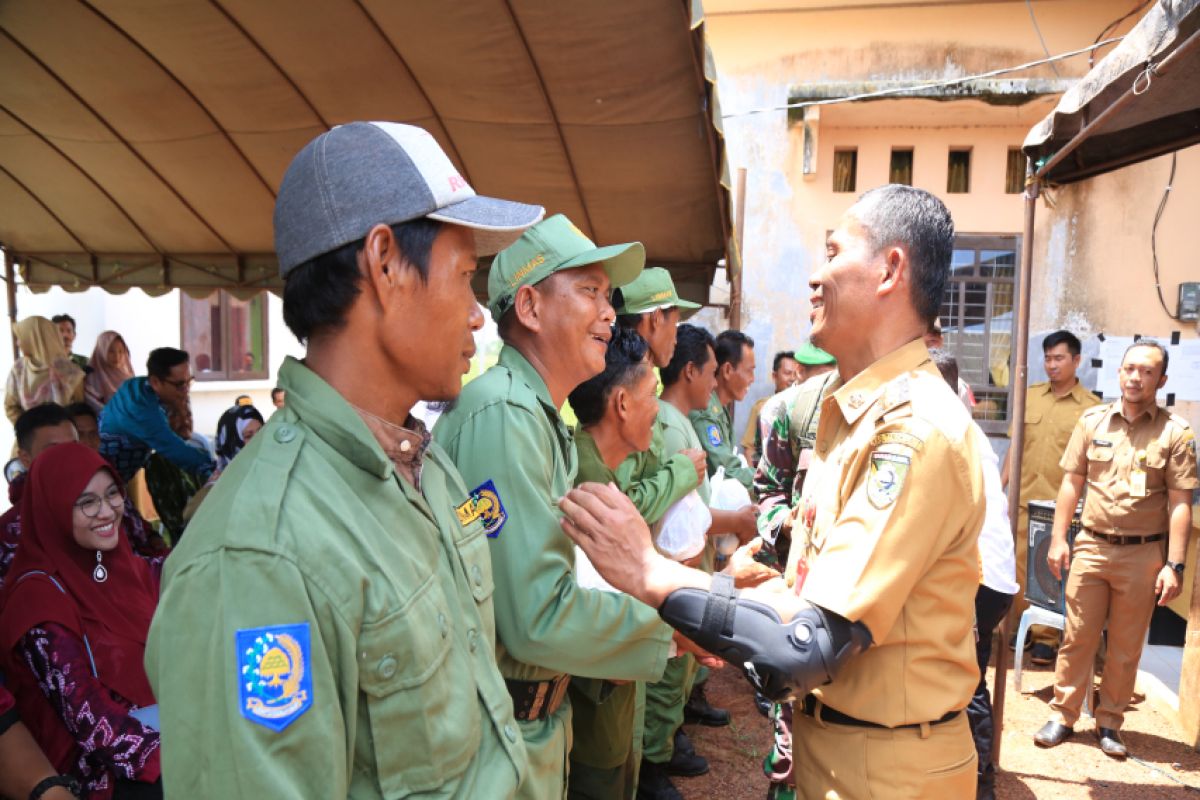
[180,291,270,382]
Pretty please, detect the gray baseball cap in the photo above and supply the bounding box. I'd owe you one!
[274,122,545,276]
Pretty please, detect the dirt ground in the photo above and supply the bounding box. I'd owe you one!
[677,654,1200,799]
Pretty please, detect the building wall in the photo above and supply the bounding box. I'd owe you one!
[703,0,1174,440]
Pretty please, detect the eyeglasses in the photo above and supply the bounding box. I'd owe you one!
[164,377,195,390]
[74,485,125,518]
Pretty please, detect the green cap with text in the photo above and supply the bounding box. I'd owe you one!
[487,214,645,322]
[612,267,702,315]
[794,341,836,365]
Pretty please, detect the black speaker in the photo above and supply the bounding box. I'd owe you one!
[1025,500,1081,615]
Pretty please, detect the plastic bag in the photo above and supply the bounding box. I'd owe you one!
[656,490,712,562]
[709,466,752,555]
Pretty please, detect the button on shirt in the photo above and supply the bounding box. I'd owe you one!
[786,340,984,726]
[1060,403,1199,536]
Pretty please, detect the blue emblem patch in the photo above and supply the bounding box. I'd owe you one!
[464,479,508,538]
[237,622,313,732]
[706,424,723,447]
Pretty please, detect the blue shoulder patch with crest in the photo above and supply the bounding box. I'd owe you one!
[461,479,508,538]
[706,424,723,447]
[237,622,313,732]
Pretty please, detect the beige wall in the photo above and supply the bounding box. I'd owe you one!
[704,0,1198,436]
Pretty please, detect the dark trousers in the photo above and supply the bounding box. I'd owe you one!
[967,584,1014,799]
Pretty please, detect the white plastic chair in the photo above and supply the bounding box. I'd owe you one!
[1012,605,1092,717]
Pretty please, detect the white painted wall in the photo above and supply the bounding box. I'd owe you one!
[0,284,305,467]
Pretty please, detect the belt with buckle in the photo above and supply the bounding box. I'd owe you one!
[1086,529,1166,546]
[506,674,571,722]
[800,694,960,730]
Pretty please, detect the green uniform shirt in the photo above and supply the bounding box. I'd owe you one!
[690,391,754,490]
[433,346,672,798]
[657,400,710,505]
[146,357,525,799]
[613,409,698,526]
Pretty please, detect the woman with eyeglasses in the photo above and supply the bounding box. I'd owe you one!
[0,443,162,799]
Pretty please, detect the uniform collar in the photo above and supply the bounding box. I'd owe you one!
[498,345,574,443]
[1040,379,1094,405]
[573,428,616,483]
[276,357,394,480]
[350,404,431,488]
[1105,399,1160,425]
[832,338,930,425]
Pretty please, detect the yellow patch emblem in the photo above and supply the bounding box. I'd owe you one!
[870,431,924,452]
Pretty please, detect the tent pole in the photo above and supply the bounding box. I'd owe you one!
[4,250,16,360]
[730,166,747,330]
[992,169,1039,766]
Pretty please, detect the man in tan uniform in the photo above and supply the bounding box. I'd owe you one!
[558,184,985,799]
[1034,340,1197,758]
[1001,330,1100,664]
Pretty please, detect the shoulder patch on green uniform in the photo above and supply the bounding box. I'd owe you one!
[237,622,313,732]
[462,480,507,537]
[706,425,723,447]
[869,431,924,452]
[866,451,910,509]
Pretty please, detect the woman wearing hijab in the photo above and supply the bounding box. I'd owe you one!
[4,317,86,424]
[214,403,264,470]
[0,443,162,798]
[83,332,135,414]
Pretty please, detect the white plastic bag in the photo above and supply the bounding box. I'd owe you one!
[709,466,752,555]
[656,490,712,562]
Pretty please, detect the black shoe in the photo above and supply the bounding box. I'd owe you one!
[1033,720,1073,747]
[1096,727,1127,759]
[636,759,685,800]
[673,727,696,758]
[684,682,731,727]
[665,746,709,777]
[754,691,772,718]
[1030,642,1057,666]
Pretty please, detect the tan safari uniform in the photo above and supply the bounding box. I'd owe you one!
[1010,381,1100,642]
[784,340,984,799]
[1050,403,1198,730]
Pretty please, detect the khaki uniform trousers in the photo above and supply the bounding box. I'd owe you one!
[1050,535,1161,729]
[791,708,976,799]
[1011,506,1059,647]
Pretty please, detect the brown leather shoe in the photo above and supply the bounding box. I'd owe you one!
[1033,720,1073,747]
[1096,727,1127,759]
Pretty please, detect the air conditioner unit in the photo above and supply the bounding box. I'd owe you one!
[1025,499,1082,615]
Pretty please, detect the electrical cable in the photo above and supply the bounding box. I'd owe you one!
[1091,0,1153,67]
[722,38,1122,118]
[1025,0,1062,76]
[1151,152,1179,320]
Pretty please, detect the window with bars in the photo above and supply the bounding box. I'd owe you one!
[889,148,914,185]
[833,149,858,192]
[937,235,1017,435]
[947,149,971,193]
[1005,148,1025,194]
[180,291,269,381]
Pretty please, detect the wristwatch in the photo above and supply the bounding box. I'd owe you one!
[1166,560,1186,574]
[29,775,81,800]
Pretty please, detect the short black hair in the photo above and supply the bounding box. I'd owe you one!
[65,402,98,423]
[1124,339,1169,375]
[568,327,650,427]
[282,218,443,343]
[715,329,754,369]
[51,314,76,330]
[1042,330,1082,357]
[271,387,285,400]
[15,403,73,452]
[614,310,645,331]
[662,324,715,387]
[147,347,190,379]
[854,185,954,324]
[772,351,797,372]
[927,348,959,389]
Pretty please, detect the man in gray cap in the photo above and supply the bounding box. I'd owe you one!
[147,122,543,798]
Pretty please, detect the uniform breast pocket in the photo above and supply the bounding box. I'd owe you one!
[1143,445,1169,481]
[457,525,495,605]
[1086,442,1115,481]
[358,576,480,795]
[1024,411,1043,427]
